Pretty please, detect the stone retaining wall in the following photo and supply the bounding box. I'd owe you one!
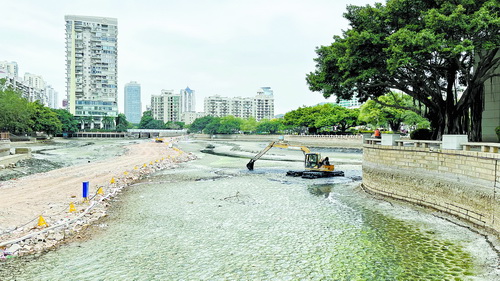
[362,144,500,233]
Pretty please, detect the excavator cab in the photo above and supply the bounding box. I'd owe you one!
[305,153,321,169]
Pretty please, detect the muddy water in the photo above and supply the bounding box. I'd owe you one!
[3,140,499,280]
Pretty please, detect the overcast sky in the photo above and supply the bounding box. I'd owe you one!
[2,0,379,115]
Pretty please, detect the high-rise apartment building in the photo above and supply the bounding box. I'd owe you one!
[204,95,231,117]
[204,87,275,121]
[254,87,274,121]
[151,90,181,123]
[180,87,195,113]
[1,61,47,105]
[0,61,19,78]
[24,73,46,90]
[65,15,118,129]
[124,81,142,124]
[46,85,59,109]
[230,97,253,119]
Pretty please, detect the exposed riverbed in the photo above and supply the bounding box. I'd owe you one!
[1,139,499,280]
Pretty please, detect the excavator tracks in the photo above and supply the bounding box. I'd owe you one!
[286,170,345,179]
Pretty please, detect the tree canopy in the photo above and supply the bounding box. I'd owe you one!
[283,104,359,133]
[359,92,429,132]
[0,80,66,135]
[139,111,165,129]
[307,0,499,140]
[29,101,62,135]
[52,109,79,133]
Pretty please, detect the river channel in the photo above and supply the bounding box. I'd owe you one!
[2,139,499,280]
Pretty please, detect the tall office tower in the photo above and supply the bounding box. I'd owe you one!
[124,81,142,124]
[0,61,19,78]
[151,90,181,123]
[180,87,195,113]
[65,15,118,129]
[254,87,274,121]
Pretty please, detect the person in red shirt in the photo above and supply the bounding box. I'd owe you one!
[374,129,381,139]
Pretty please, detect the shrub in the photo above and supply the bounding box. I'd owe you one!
[410,128,432,140]
[496,126,500,142]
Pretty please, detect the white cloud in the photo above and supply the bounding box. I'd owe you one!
[1,0,379,114]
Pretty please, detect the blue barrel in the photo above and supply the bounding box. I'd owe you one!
[83,181,89,198]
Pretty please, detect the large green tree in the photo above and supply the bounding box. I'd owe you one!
[314,104,360,133]
[139,111,165,129]
[52,109,79,133]
[283,106,323,134]
[115,113,129,132]
[0,80,32,133]
[359,92,429,132]
[188,116,217,133]
[284,104,359,133]
[240,117,258,133]
[256,119,284,134]
[29,101,62,135]
[217,116,242,134]
[307,0,499,140]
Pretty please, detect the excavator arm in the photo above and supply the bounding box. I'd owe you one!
[246,141,310,170]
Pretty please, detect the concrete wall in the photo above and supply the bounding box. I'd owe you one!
[362,144,500,233]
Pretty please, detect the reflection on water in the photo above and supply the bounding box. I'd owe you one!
[1,141,497,280]
[307,184,333,197]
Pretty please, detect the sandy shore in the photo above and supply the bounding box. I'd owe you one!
[0,137,195,256]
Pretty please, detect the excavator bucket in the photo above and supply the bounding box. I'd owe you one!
[247,160,255,170]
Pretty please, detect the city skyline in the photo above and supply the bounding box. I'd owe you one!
[1,0,378,115]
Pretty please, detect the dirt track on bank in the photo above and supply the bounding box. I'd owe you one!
[0,139,182,235]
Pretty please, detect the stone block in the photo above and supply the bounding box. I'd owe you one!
[381,134,400,146]
[15,147,31,156]
[442,135,468,150]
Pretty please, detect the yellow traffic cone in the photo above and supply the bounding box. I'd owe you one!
[124,171,129,175]
[150,161,153,165]
[97,187,104,195]
[110,177,116,184]
[38,215,48,227]
[143,163,147,167]
[69,203,76,213]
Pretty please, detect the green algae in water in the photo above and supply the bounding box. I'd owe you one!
[342,206,475,280]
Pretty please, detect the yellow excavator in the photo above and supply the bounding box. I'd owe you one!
[246,141,344,179]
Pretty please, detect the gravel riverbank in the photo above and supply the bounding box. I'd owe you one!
[0,137,196,259]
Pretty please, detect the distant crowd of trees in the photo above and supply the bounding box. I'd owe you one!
[0,79,130,135]
[1,78,430,137]
[187,92,430,135]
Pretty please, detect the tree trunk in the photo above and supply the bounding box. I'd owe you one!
[469,84,484,141]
